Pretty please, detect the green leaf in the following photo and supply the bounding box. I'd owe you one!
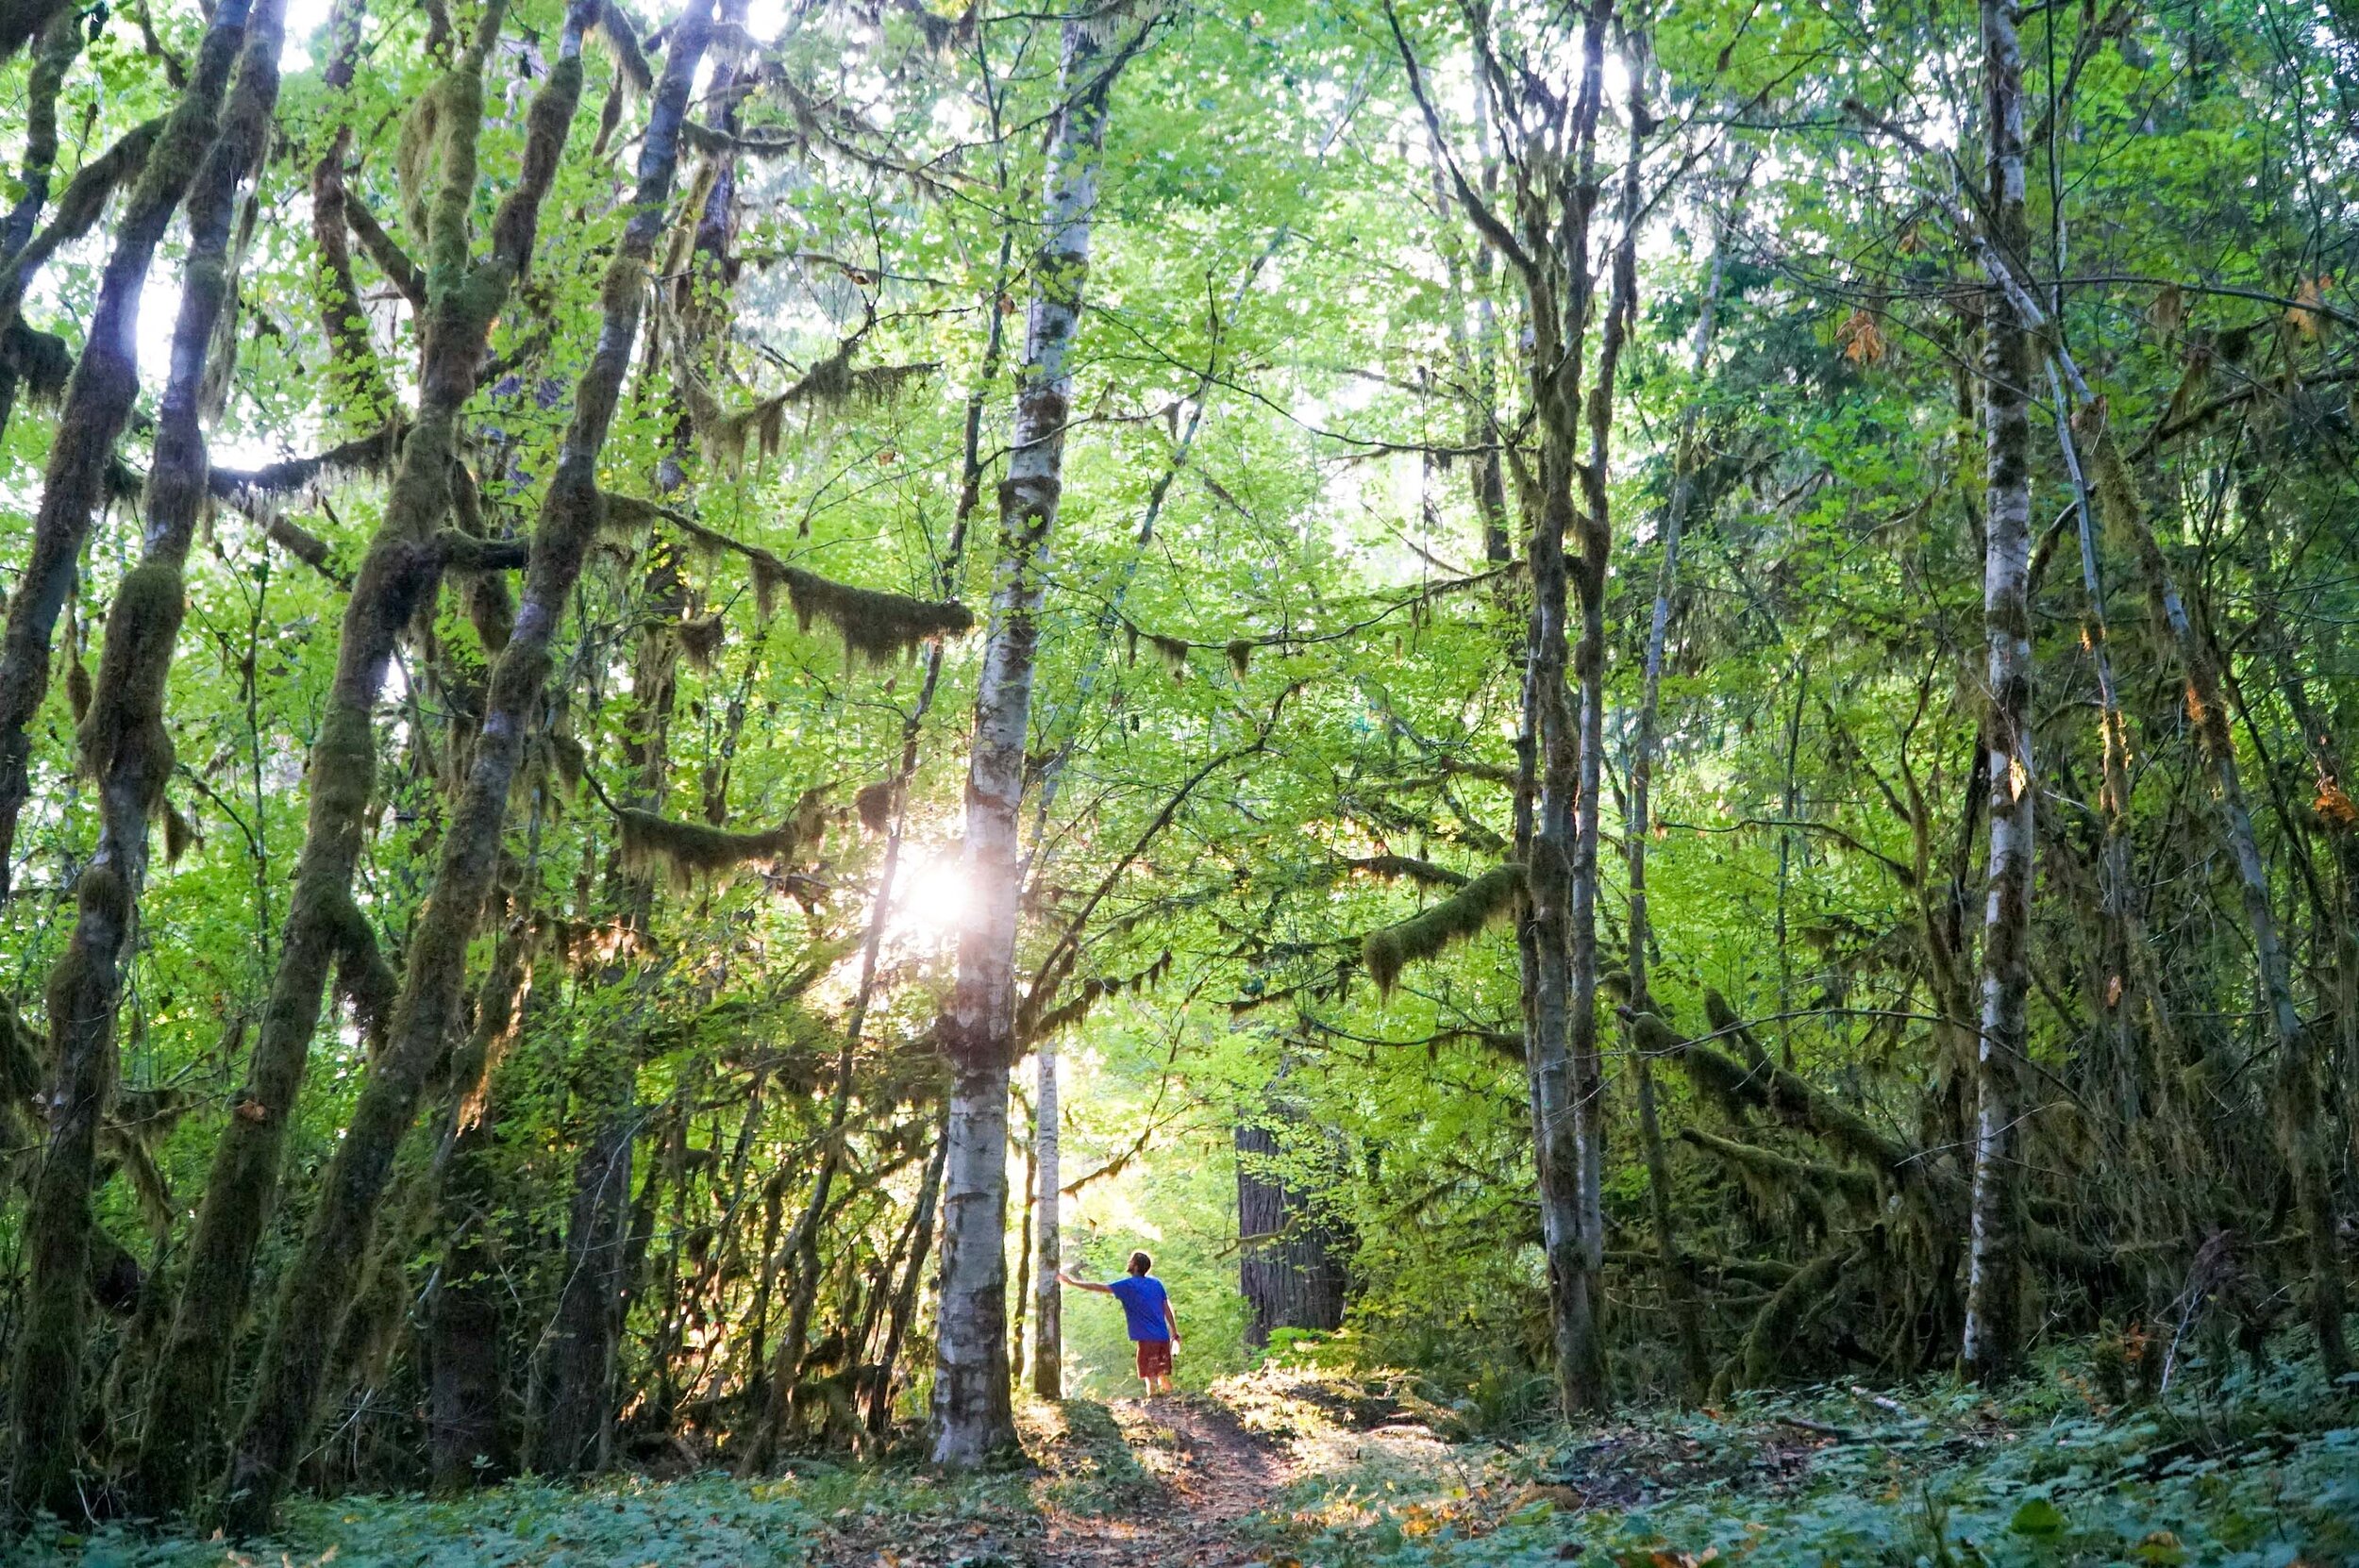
[2008,1498,2068,1538]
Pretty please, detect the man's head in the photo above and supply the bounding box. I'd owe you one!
[1128,1250,1153,1276]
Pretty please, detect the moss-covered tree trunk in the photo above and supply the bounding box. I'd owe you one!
[427,932,531,1493]
[533,1106,638,1473]
[0,0,75,61]
[1961,0,2035,1386]
[7,0,280,1517]
[0,9,82,442]
[219,5,712,1530]
[0,0,251,912]
[1563,30,1647,1405]
[932,6,1128,1469]
[1486,0,1613,1418]
[133,0,590,1516]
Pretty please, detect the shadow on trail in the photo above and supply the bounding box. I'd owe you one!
[812,1393,1293,1568]
[1039,1394,1295,1567]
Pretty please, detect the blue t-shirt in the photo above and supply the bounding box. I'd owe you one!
[1107,1274,1170,1342]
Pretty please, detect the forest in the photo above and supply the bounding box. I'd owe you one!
[0,0,2355,1560]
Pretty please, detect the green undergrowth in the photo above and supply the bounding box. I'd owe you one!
[20,1397,1143,1566]
[25,1345,2359,1566]
[1250,1343,2359,1568]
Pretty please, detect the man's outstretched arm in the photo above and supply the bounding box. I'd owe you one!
[1057,1270,1113,1294]
[1164,1299,1180,1345]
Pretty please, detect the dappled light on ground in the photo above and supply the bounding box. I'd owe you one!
[28,1350,2359,1565]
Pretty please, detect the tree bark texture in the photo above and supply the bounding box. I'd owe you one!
[931,5,1127,1469]
[8,0,281,1517]
[1029,1043,1062,1397]
[220,6,711,1528]
[1962,0,2035,1386]
[136,0,590,1516]
[1234,1117,1347,1345]
[0,0,251,911]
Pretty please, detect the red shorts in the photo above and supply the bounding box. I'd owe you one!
[1134,1339,1173,1378]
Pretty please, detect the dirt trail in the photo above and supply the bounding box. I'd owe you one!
[813,1394,1296,1568]
[1034,1395,1295,1566]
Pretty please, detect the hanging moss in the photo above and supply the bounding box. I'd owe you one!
[544,733,587,799]
[1225,638,1254,678]
[161,800,200,865]
[1649,1013,1767,1120]
[783,567,973,665]
[65,657,91,723]
[677,343,937,476]
[1436,756,1521,786]
[594,500,966,659]
[616,801,816,892]
[1022,950,1175,1043]
[1148,633,1191,677]
[1679,1126,1881,1208]
[0,321,72,403]
[1361,861,1524,995]
[856,780,894,834]
[677,611,726,671]
[394,73,472,240]
[0,995,45,1106]
[589,0,652,93]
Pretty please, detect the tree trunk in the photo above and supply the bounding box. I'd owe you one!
[931,6,1128,1471]
[220,8,711,1528]
[0,8,81,446]
[134,0,596,1515]
[1404,0,1618,1418]
[1029,1043,1062,1397]
[1961,0,2036,1386]
[8,0,281,1517]
[1234,1115,1346,1345]
[1559,32,1648,1407]
[427,930,530,1493]
[0,0,252,913]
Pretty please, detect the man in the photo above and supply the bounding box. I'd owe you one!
[1058,1250,1180,1395]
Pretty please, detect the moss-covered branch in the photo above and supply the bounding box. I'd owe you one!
[1361,861,1524,994]
[615,793,823,892]
[1678,1126,1882,1208]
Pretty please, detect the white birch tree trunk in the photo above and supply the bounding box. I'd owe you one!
[931,3,1130,1467]
[1962,0,2035,1385]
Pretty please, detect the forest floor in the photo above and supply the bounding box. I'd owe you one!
[25,1345,2359,1566]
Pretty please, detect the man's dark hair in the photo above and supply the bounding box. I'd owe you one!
[1128,1250,1153,1276]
